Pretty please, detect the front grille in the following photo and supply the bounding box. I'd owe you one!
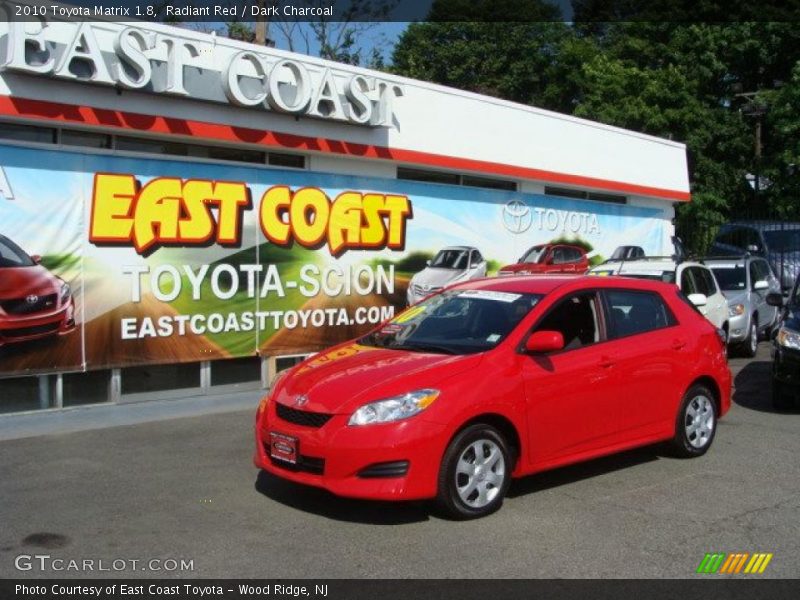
[265,444,325,475]
[0,322,59,339]
[412,284,442,296]
[276,403,333,428]
[357,460,410,479]
[0,294,57,315]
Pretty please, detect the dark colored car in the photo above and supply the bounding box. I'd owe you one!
[767,278,800,410]
[498,244,589,276]
[710,221,800,290]
[0,234,75,347]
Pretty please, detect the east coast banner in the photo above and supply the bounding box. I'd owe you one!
[0,144,668,376]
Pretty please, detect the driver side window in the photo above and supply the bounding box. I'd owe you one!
[534,293,600,351]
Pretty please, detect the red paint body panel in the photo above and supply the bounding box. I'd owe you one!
[499,244,590,275]
[254,275,732,501]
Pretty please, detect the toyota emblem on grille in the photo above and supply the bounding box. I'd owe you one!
[25,295,39,305]
[294,395,309,407]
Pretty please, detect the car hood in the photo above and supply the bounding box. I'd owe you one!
[722,290,748,305]
[412,267,467,289]
[0,265,61,299]
[274,342,483,414]
[499,263,545,273]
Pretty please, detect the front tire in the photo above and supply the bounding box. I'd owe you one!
[436,424,512,519]
[741,319,758,358]
[670,384,717,458]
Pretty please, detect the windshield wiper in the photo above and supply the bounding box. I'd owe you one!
[395,343,458,355]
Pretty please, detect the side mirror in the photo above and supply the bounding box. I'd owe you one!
[688,293,707,307]
[30,254,42,264]
[525,331,564,353]
[753,280,769,291]
[766,292,784,307]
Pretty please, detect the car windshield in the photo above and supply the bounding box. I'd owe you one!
[429,249,469,270]
[0,237,35,268]
[710,266,746,291]
[521,245,547,263]
[764,229,800,252]
[360,289,542,355]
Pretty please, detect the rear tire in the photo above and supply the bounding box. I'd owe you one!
[435,424,512,520]
[670,384,717,458]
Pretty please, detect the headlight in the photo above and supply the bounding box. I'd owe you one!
[777,326,800,350]
[348,389,439,426]
[728,303,745,317]
[60,282,71,302]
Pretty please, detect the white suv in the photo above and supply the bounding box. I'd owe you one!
[589,257,730,341]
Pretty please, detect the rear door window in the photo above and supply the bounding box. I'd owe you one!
[604,290,676,338]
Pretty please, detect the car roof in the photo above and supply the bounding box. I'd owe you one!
[702,256,750,266]
[596,258,708,271]
[452,274,677,296]
[440,245,476,251]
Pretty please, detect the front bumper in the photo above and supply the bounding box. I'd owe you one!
[0,299,75,347]
[772,343,800,391]
[254,401,447,501]
[727,312,749,343]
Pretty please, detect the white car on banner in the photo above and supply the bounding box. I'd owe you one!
[407,247,487,305]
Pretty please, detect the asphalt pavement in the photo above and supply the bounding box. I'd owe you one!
[1,342,798,579]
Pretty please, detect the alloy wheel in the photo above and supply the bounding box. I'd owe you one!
[455,439,506,508]
[749,322,758,355]
[685,395,715,449]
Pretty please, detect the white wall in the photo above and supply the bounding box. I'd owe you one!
[0,16,689,203]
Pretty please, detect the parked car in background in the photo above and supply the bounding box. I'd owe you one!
[255,275,731,519]
[703,255,781,357]
[407,246,487,305]
[610,245,645,260]
[589,257,730,342]
[767,282,800,410]
[498,243,588,276]
[0,234,75,348]
[710,221,800,290]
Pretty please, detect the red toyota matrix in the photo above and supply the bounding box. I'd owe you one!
[255,275,731,518]
[0,234,75,347]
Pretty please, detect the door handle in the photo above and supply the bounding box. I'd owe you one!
[598,356,614,368]
[671,339,687,350]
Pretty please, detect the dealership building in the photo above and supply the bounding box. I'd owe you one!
[0,13,690,414]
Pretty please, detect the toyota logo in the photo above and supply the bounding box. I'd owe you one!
[502,199,532,234]
[25,294,39,305]
[294,395,309,407]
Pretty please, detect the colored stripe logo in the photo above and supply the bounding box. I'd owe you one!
[697,552,773,574]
